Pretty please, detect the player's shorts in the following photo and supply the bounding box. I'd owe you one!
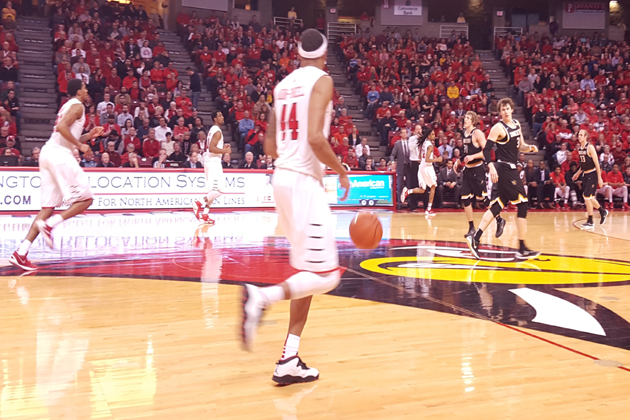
[204,159,223,192]
[418,163,437,189]
[272,168,338,273]
[461,164,488,201]
[490,162,527,208]
[582,170,597,199]
[39,144,92,208]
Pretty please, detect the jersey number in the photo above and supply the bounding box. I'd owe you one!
[580,155,586,163]
[280,103,299,141]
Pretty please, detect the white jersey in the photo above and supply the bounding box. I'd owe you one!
[47,98,85,153]
[408,136,420,161]
[273,66,332,181]
[420,139,433,166]
[202,125,223,162]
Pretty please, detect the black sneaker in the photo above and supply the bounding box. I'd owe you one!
[495,217,506,238]
[465,226,475,238]
[272,356,320,385]
[581,221,594,230]
[465,233,480,259]
[516,248,541,260]
[600,208,609,225]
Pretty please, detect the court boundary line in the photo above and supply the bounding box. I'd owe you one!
[572,217,630,242]
[344,267,630,373]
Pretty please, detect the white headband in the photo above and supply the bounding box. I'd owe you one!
[298,32,328,59]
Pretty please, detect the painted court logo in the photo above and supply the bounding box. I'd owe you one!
[342,240,630,351]
[359,243,630,286]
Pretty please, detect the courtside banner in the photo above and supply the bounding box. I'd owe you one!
[0,168,394,212]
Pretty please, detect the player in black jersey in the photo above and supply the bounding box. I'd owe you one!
[572,129,608,229]
[458,111,506,238]
[465,98,540,260]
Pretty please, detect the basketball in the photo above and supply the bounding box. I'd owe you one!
[349,212,383,249]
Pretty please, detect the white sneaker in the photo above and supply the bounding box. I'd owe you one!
[425,210,436,216]
[400,187,409,204]
[272,356,320,385]
[240,284,265,352]
[35,220,54,249]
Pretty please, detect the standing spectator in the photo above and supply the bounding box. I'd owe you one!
[187,67,201,110]
[390,128,410,209]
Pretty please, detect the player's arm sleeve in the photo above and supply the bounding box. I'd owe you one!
[483,125,501,163]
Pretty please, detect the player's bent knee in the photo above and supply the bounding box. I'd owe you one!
[286,269,341,299]
[490,202,502,217]
[517,202,528,218]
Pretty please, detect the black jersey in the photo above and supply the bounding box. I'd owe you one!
[463,128,483,167]
[578,143,596,173]
[495,120,521,165]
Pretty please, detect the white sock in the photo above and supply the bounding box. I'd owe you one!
[17,239,32,256]
[281,334,300,360]
[259,285,285,305]
[427,203,432,211]
[46,214,64,228]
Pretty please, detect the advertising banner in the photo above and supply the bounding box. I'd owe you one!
[562,2,606,30]
[0,169,394,212]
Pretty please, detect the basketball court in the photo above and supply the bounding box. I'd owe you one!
[1,210,629,419]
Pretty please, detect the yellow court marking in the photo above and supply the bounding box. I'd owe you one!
[361,255,630,285]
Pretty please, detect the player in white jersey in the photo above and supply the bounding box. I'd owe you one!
[239,29,350,385]
[418,127,442,216]
[9,80,103,271]
[192,111,230,225]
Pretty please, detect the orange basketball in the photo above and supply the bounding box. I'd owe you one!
[349,212,383,249]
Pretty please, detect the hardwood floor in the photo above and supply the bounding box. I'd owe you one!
[0,210,629,419]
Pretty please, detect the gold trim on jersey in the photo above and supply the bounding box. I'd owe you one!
[584,168,596,174]
[465,161,484,169]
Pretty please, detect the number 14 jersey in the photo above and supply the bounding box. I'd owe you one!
[273,66,333,181]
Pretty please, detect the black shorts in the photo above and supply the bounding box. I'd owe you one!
[405,161,420,189]
[490,162,527,208]
[582,170,598,199]
[461,165,488,201]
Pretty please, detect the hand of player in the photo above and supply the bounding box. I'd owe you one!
[463,155,472,163]
[90,126,104,138]
[530,145,538,153]
[339,173,350,201]
[79,143,89,153]
[437,156,443,163]
[572,173,579,181]
[598,177,603,188]
[489,164,498,183]
[224,144,231,153]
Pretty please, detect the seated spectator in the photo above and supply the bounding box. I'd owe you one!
[122,152,140,168]
[239,151,257,169]
[161,132,175,155]
[22,147,40,167]
[355,137,370,157]
[143,128,161,159]
[185,151,203,168]
[363,157,374,171]
[80,148,97,168]
[222,153,234,169]
[260,156,274,170]
[1,135,19,156]
[551,165,570,210]
[608,164,630,210]
[155,117,172,142]
[106,141,122,167]
[121,143,137,166]
[98,152,116,168]
[153,148,168,168]
[345,149,359,169]
[168,141,187,163]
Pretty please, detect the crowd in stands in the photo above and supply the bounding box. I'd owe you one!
[0,1,22,162]
[498,30,630,209]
